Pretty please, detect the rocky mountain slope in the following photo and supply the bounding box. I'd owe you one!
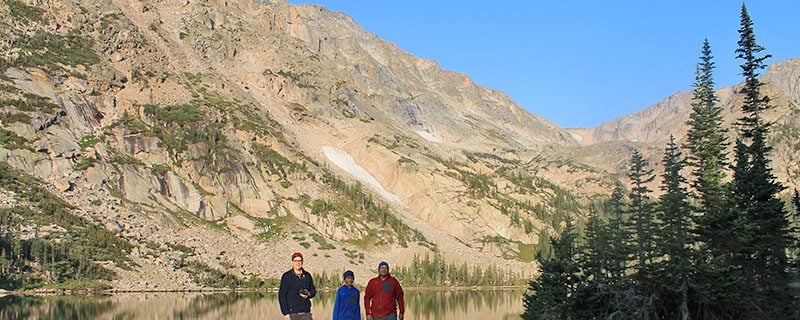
[2,0,797,291]
[1,0,613,290]
[568,57,800,189]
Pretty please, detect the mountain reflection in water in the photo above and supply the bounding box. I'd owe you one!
[0,289,523,319]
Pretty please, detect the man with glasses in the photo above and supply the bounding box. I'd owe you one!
[279,252,317,320]
[365,261,404,320]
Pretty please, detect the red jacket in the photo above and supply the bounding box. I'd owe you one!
[364,274,405,317]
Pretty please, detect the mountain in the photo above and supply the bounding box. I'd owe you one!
[568,57,800,189]
[0,0,611,290]
[2,0,797,291]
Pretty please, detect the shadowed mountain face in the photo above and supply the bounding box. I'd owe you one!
[0,0,797,290]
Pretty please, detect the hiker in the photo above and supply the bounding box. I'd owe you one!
[333,270,361,320]
[364,261,405,320]
[279,252,317,320]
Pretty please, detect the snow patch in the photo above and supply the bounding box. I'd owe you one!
[415,130,442,143]
[322,146,408,209]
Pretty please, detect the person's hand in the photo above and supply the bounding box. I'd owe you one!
[283,315,290,320]
[366,315,372,320]
[300,293,309,299]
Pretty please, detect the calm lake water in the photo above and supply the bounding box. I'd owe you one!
[0,289,523,319]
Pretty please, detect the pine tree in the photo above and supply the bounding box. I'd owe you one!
[606,183,633,290]
[683,39,729,243]
[573,188,634,318]
[625,149,658,318]
[730,4,793,317]
[573,211,616,318]
[793,190,800,216]
[522,219,579,319]
[627,149,657,283]
[656,135,695,320]
[793,189,800,287]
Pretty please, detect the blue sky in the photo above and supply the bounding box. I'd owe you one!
[287,1,800,128]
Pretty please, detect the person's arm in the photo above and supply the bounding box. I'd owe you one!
[278,273,290,315]
[363,280,373,317]
[307,272,317,299]
[396,279,405,316]
[332,287,343,320]
[356,288,363,320]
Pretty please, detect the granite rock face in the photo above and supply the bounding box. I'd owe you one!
[1,0,797,289]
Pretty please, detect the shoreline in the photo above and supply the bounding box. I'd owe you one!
[2,285,526,296]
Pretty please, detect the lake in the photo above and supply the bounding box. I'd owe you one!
[0,289,524,319]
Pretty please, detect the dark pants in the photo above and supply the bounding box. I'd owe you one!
[289,313,313,320]
[374,315,397,320]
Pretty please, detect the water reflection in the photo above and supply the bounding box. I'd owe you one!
[0,295,114,320]
[0,289,523,320]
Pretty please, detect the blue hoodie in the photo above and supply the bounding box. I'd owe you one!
[333,284,361,320]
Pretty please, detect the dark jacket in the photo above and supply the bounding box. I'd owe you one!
[279,268,317,315]
[364,274,404,318]
[333,284,361,320]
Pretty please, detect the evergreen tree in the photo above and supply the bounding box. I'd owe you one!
[656,135,695,320]
[683,39,729,242]
[523,219,579,319]
[793,190,800,280]
[730,4,793,317]
[605,182,632,287]
[573,188,634,318]
[627,149,657,283]
[626,149,658,318]
[580,212,613,284]
[574,212,615,318]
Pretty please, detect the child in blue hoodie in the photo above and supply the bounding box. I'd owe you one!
[333,270,361,320]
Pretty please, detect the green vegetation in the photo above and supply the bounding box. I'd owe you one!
[251,143,306,176]
[151,163,172,175]
[392,253,526,287]
[130,101,232,169]
[464,151,520,166]
[78,134,101,149]
[180,261,279,289]
[524,10,799,318]
[321,173,432,249]
[109,111,149,134]
[73,157,96,171]
[165,242,195,258]
[0,128,31,150]
[1,94,60,113]
[13,30,99,72]
[5,0,47,25]
[479,236,541,262]
[108,154,144,167]
[240,213,290,243]
[368,134,421,151]
[310,233,335,250]
[0,112,31,125]
[397,156,417,166]
[0,163,133,290]
[343,248,365,265]
[143,103,203,125]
